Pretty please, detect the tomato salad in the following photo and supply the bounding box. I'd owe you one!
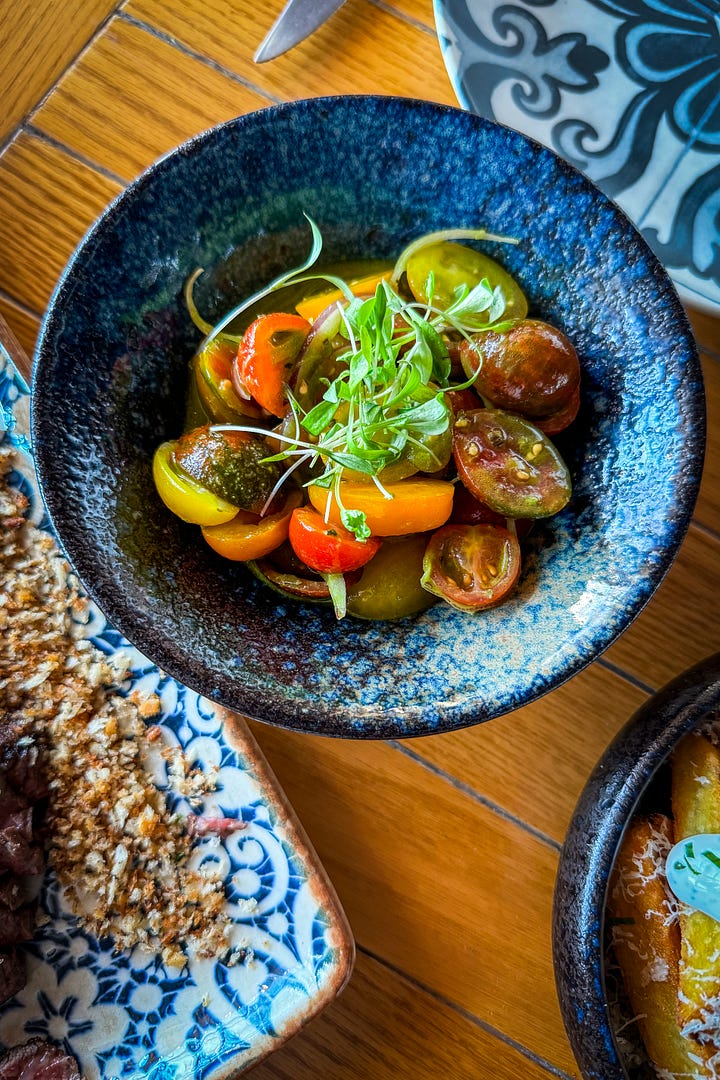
[153,222,579,620]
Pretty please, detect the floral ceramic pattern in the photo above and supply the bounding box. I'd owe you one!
[435,0,720,314]
[0,348,352,1077]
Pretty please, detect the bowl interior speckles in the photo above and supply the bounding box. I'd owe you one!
[32,95,704,738]
[552,652,720,1080]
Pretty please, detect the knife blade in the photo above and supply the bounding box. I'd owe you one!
[254,0,349,63]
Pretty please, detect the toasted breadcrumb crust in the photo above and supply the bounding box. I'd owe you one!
[0,447,236,968]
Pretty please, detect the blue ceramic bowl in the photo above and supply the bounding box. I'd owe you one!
[32,95,704,738]
[553,652,720,1080]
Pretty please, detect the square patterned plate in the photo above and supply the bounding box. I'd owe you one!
[0,350,353,1078]
[435,0,720,315]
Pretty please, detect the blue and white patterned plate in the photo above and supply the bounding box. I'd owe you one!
[435,0,720,315]
[0,352,353,1077]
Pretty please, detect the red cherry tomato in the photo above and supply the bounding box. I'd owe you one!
[235,313,310,418]
[288,508,381,574]
[421,524,521,611]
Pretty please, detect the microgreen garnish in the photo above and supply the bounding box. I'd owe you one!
[186,215,355,347]
[324,573,347,620]
[204,219,518,539]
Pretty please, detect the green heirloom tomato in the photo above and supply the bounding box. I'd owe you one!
[194,338,263,423]
[405,241,528,328]
[346,534,437,620]
[291,303,347,411]
[453,408,571,519]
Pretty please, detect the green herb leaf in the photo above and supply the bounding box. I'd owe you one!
[302,399,338,436]
[341,508,371,540]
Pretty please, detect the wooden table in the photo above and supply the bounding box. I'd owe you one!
[1,2,717,1076]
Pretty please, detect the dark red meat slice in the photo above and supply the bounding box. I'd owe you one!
[0,795,42,877]
[1,746,49,802]
[0,950,25,1006]
[0,1040,81,1079]
[0,905,35,946]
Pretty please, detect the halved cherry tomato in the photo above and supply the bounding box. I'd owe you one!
[193,338,262,422]
[446,387,482,416]
[405,241,528,328]
[173,425,279,512]
[235,313,310,417]
[295,270,391,322]
[460,319,580,420]
[247,558,332,603]
[453,409,571,519]
[201,490,302,561]
[290,303,347,412]
[449,484,534,540]
[534,386,581,435]
[289,508,381,574]
[308,478,454,537]
[346,534,437,620]
[421,524,521,611]
[153,442,238,525]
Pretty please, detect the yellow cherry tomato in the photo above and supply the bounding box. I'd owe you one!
[153,442,238,526]
[201,490,303,561]
[295,270,392,322]
[308,478,454,537]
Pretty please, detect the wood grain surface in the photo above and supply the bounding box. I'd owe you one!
[1,2,717,1077]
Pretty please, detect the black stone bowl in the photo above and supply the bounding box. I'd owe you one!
[553,652,720,1079]
[31,95,704,738]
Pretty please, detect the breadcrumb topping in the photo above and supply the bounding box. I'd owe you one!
[0,446,238,968]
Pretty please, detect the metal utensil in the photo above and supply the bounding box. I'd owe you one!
[254,0,348,63]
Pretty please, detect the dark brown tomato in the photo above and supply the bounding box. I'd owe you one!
[247,558,332,603]
[453,408,571,519]
[421,524,521,611]
[446,387,483,416]
[534,386,581,435]
[460,319,580,420]
[449,483,533,539]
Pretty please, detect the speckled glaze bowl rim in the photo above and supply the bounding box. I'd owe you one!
[31,94,705,739]
[552,652,720,1080]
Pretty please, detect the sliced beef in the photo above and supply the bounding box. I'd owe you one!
[0,878,25,913]
[0,1040,81,1079]
[0,906,35,947]
[1,746,49,802]
[0,795,42,877]
[0,950,25,1006]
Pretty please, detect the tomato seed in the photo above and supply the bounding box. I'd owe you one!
[467,443,479,457]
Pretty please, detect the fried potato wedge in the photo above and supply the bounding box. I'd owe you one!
[672,732,720,1041]
[608,814,715,1077]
